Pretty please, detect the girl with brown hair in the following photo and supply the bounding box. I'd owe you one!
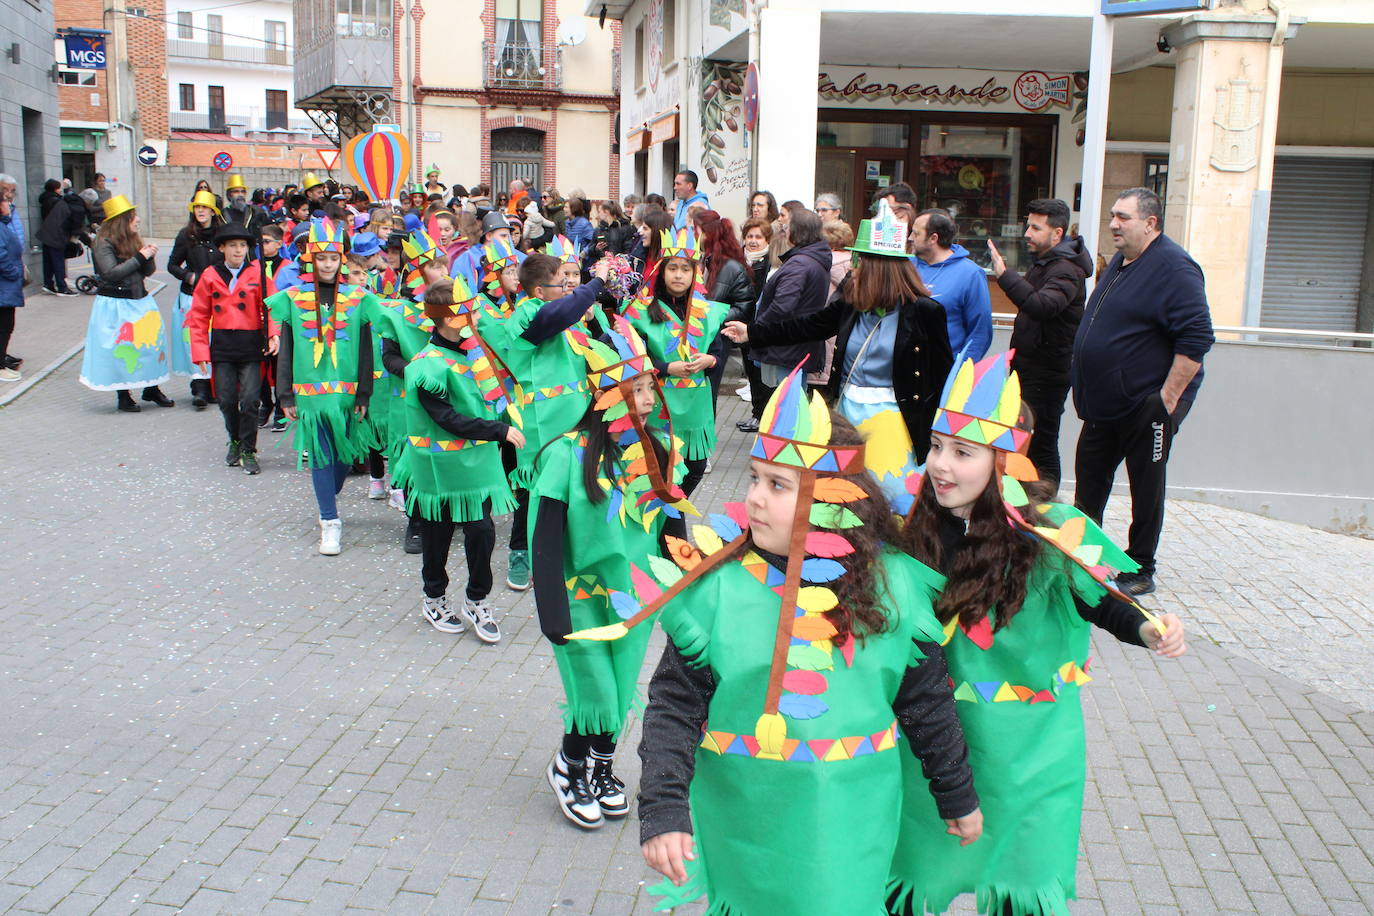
[80,196,174,411]
[723,201,951,511]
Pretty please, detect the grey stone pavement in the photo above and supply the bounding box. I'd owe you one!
[2,281,1374,914]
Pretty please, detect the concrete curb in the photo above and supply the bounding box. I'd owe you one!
[0,278,168,409]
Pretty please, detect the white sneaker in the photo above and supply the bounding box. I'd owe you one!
[547,751,604,830]
[421,595,465,634]
[461,597,501,644]
[736,382,751,402]
[588,751,629,818]
[703,457,714,474]
[0,368,20,382]
[367,477,387,499]
[388,488,406,512]
[318,518,342,555]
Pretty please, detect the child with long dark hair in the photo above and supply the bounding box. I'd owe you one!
[889,350,1187,916]
[621,226,727,498]
[530,317,695,831]
[568,365,982,912]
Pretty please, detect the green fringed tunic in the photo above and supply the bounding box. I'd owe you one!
[621,296,727,461]
[368,296,437,463]
[888,504,1140,916]
[531,430,679,737]
[649,548,947,915]
[390,336,517,523]
[267,282,382,469]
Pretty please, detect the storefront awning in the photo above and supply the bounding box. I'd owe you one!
[650,112,679,145]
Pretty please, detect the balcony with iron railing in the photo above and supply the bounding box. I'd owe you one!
[169,109,321,136]
[166,39,291,67]
[483,40,562,91]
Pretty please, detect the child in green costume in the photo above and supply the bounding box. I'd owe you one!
[391,278,525,644]
[564,364,983,912]
[889,350,1188,916]
[531,315,696,831]
[621,226,727,498]
[498,251,613,591]
[266,218,382,556]
[373,229,452,553]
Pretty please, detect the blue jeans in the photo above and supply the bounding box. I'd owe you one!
[311,428,350,520]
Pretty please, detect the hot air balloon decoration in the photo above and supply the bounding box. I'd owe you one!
[343,128,413,203]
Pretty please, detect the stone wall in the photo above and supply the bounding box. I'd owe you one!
[145,166,303,237]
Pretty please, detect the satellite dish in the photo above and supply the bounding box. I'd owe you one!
[558,19,587,47]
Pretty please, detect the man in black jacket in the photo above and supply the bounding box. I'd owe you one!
[1070,187,1214,596]
[988,197,1091,486]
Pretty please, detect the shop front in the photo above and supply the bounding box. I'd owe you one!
[814,66,1084,277]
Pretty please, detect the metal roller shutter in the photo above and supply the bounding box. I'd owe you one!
[1260,157,1373,332]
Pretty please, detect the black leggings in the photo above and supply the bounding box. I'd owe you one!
[0,308,14,360]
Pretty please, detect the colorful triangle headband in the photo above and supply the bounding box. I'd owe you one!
[543,234,585,265]
[306,217,347,255]
[658,226,703,262]
[751,362,865,473]
[931,348,1031,455]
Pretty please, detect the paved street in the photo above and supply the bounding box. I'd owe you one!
[2,286,1373,914]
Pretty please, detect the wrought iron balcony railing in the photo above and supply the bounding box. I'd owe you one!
[483,40,561,91]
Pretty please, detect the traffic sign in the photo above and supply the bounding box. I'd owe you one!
[212,151,233,171]
[137,144,158,166]
[317,149,340,171]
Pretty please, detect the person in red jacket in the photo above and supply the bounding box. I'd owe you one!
[186,223,280,475]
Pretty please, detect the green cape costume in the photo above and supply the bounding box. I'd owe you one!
[888,504,1139,916]
[653,545,946,914]
[368,295,437,462]
[267,283,382,469]
[620,295,727,460]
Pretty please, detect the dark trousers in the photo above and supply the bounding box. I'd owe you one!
[746,352,771,421]
[419,507,495,600]
[682,456,708,498]
[500,441,529,551]
[212,360,262,451]
[1074,394,1192,577]
[0,307,14,359]
[1020,377,1070,487]
[41,245,69,292]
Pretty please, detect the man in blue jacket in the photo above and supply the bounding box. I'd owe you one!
[911,209,992,360]
[671,170,709,230]
[1071,187,1214,596]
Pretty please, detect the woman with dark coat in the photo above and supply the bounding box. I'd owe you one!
[37,179,78,296]
[167,189,223,407]
[723,204,953,509]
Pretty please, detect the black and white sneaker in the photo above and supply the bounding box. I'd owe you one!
[547,751,604,829]
[588,750,629,818]
[461,597,501,644]
[421,595,464,634]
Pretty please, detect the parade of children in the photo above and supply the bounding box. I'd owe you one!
[77,165,1201,916]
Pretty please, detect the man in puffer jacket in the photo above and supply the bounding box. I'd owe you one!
[748,209,833,403]
[988,197,1093,487]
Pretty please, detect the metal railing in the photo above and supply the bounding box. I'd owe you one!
[169,111,321,135]
[991,313,1374,349]
[483,40,561,91]
[166,39,291,66]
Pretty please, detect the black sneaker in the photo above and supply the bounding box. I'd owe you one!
[3,355,21,370]
[547,752,604,829]
[588,752,629,818]
[1115,572,1156,597]
[192,395,208,410]
[240,450,261,475]
[736,418,759,432]
[272,416,288,433]
[225,441,241,467]
[404,518,423,554]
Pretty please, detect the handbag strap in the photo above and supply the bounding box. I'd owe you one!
[840,308,887,393]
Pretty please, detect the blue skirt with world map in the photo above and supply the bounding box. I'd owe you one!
[80,294,171,391]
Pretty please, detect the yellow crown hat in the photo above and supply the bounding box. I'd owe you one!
[187,189,221,216]
[226,174,247,192]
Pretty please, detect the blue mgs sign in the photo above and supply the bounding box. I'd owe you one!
[64,34,107,70]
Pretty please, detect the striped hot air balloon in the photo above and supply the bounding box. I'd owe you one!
[343,128,413,203]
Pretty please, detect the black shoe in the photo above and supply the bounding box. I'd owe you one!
[116,391,141,413]
[404,519,423,554]
[258,406,272,428]
[240,450,261,475]
[272,415,288,433]
[736,417,759,432]
[191,396,208,410]
[141,387,175,408]
[1115,572,1156,597]
[2,355,20,370]
[225,441,241,467]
